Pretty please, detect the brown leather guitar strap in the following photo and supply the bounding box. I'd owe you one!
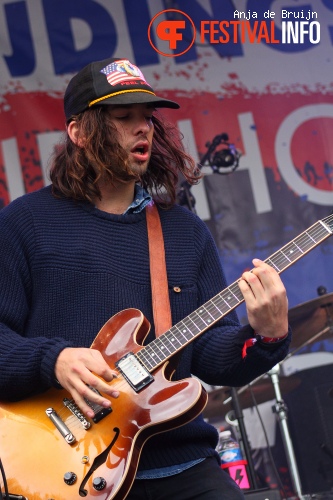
[146,202,172,336]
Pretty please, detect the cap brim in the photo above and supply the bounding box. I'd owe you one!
[93,92,180,109]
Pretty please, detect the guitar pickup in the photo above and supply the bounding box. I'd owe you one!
[116,352,153,392]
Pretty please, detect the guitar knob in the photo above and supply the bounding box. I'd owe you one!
[64,471,77,485]
[93,476,107,491]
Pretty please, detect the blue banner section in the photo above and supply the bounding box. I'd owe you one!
[1,0,333,355]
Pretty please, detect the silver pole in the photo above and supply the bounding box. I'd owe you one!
[268,364,305,499]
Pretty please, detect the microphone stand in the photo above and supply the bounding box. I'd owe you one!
[230,387,258,490]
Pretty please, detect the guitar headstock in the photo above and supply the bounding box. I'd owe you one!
[323,214,333,233]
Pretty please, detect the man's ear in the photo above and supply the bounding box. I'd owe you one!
[67,121,84,146]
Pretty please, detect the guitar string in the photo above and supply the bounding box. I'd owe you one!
[55,216,333,428]
[138,218,333,371]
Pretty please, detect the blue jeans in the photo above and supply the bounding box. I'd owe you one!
[127,457,245,499]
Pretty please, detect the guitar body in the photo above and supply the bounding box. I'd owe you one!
[0,309,207,500]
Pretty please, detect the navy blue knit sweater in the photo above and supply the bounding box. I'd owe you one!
[0,186,290,470]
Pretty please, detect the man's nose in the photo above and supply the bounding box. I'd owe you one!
[134,116,151,134]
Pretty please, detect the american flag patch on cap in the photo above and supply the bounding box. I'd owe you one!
[100,59,149,87]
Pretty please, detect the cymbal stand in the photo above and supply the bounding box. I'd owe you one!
[285,324,331,362]
[268,364,305,499]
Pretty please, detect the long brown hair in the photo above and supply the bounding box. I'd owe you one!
[49,106,201,207]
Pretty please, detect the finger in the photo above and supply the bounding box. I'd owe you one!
[80,368,120,400]
[250,261,282,295]
[85,350,118,382]
[240,269,264,298]
[238,277,257,302]
[70,377,119,419]
[70,385,110,419]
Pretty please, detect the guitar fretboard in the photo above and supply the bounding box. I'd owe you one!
[137,215,333,372]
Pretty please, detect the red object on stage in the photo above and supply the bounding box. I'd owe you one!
[222,459,250,489]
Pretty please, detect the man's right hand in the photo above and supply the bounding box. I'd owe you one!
[54,347,119,419]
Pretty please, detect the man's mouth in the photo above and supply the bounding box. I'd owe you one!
[130,142,150,161]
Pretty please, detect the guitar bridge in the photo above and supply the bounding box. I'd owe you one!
[63,398,91,429]
[116,352,153,392]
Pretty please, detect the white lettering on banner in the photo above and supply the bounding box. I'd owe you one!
[237,112,272,214]
[275,104,333,205]
[1,138,25,202]
[177,119,211,221]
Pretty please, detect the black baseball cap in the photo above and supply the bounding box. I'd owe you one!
[64,57,180,121]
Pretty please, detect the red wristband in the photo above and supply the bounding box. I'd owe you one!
[242,332,288,359]
[257,333,288,343]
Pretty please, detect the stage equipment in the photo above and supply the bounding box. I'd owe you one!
[203,376,300,418]
[283,364,333,494]
[288,291,333,351]
[199,133,241,175]
[205,289,333,498]
[268,363,304,498]
[176,132,241,212]
[229,387,258,489]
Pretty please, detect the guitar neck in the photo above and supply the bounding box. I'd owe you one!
[137,215,333,372]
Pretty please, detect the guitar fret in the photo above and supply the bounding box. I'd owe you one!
[158,337,176,355]
[205,301,222,319]
[175,325,191,345]
[217,296,233,311]
[266,258,280,271]
[219,288,241,309]
[210,301,223,315]
[149,344,164,361]
[189,310,208,330]
[163,326,182,352]
[186,314,203,332]
[137,350,155,370]
[165,327,183,349]
[197,305,215,325]
[229,282,244,301]
[269,242,302,271]
[136,216,333,373]
[155,336,172,355]
[141,344,163,367]
[178,318,197,341]
[268,221,332,273]
[309,223,329,240]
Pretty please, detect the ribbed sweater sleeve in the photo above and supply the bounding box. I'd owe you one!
[0,197,73,399]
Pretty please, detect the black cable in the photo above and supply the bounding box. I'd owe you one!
[0,459,9,500]
[248,386,289,499]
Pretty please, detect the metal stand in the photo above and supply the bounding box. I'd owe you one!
[268,364,305,499]
[230,387,258,490]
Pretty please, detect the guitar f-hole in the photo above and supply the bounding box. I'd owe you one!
[78,428,120,497]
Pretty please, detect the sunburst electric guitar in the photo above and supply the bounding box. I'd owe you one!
[1,215,333,500]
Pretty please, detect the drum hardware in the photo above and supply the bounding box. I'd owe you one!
[204,291,333,498]
[268,363,304,499]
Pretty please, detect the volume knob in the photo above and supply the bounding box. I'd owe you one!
[93,476,107,491]
[64,471,77,485]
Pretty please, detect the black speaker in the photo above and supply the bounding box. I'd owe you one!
[244,489,281,499]
[283,364,333,494]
